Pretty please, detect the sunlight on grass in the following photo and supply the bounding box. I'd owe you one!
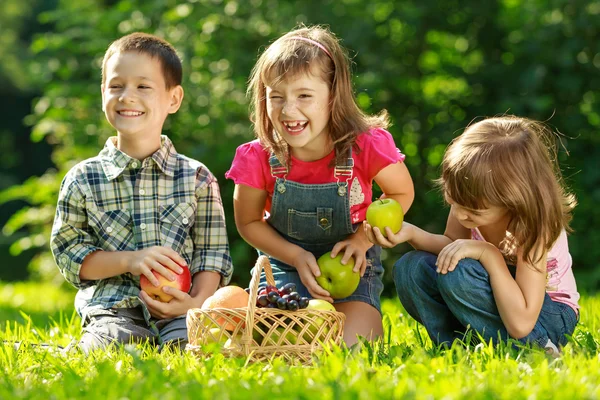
[1,282,600,399]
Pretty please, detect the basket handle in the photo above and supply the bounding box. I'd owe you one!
[241,255,276,352]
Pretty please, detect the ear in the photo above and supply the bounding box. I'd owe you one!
[167,85,184,114]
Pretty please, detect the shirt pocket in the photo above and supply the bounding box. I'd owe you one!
[287,207,333,243]
[88,207,135,251]
[159,202,196,252]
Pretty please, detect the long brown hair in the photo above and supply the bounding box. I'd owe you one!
[437,115,576,266]
[247,25,388,167]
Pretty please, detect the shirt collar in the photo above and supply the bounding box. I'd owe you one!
[99,136,177,180]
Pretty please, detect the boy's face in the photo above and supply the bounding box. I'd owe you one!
[101,51,183,141]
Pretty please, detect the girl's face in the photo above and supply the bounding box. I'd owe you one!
[444,192,510,230]
[265,66,331,161]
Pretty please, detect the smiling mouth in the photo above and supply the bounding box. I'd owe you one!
[117,110,145,117]
[282,121,308,135]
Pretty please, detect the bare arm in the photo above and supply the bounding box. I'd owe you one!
[80,246,187,286]
[483,247,547,338]
[233,184,331,300]
[374,161,415,215]
[189,270,221,308]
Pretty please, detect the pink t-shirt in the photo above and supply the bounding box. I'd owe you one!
[472,228,579,313]
[225,128,405,224]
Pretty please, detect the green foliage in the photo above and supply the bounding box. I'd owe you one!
[2,283,600,398]
[2,0,600,291]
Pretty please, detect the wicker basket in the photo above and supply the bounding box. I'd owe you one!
[186,255,346,364]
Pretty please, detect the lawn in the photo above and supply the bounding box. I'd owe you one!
[1,281,599,399]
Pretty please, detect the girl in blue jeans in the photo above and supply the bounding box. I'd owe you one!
[226,26,414,346]
[365,115,579,355]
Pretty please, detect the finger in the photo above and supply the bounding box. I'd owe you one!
[156,254,184,275]
[303,274,330,298]
[373,227,394,248]
[340,248,353,266]
[142,268,161,287]
[330,242,345,258]
[159,247,188,267]
[439,245,458,274]
[163,286,188,301]
[359,258,368,277]
[353,253,365,273]
[308,289,334,303]
[308,260,322,278]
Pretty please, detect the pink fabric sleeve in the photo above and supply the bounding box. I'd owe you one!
[224,141,269,190]
[361,128,406,179]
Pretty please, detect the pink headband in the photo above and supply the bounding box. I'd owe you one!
[288,36,333,61]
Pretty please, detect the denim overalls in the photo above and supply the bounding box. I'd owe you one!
[254,151,384,313]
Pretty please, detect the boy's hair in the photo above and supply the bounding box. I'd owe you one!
[247,25,389,167]
[101,32,182,89]
[437,115,577,266]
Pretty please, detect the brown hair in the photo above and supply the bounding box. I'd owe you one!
[101,32,182,89]
[437,115,576,267]
[247,25,389,167]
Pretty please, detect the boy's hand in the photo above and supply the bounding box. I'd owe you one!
[128,246,187,286]
[139,286,193,319]
[330,228,373,277]
[292,249,333,303]
[364,220,414,249]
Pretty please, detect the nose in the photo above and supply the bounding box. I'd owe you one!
[119,87,135,103]
[281,99,297,115]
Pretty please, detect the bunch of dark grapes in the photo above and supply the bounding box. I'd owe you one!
[251,283,310,311]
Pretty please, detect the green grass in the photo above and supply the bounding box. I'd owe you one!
[1,282,600,399]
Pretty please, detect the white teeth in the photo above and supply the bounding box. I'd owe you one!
[283,121,307,132]
[118,111,144,116]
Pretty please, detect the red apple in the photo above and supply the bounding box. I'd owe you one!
[366,198,404,238]
[140,266,191,302]
[316,252,360,299]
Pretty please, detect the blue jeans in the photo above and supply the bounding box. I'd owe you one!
[393,251,578,347]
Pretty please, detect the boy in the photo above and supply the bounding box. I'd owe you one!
[50,32,233,353]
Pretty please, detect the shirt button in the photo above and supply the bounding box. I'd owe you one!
[131,162,138,168]
[139,189,145,195]
[140,223,147,230]
[182,218,189,224]
[106,226,113,233]
[319,217,329,227]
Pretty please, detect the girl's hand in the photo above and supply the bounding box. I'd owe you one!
[139,286,194,319]
[127,246,187,286]
[364,220,414,248]
[292,250,334,303]
[436,239,493,274]
[330,228,373,277]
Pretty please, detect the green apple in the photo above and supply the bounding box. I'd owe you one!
[262,327,298,346]
[366,198,404,238]
[301,299,337,341]
[316,252,360,299]
[204,327,227,345]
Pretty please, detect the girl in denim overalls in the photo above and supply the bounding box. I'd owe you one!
[226,26,414,345]
[366,116,579,356]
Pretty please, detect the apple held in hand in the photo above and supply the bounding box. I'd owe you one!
[140,266,191,302]
[316,252,360,299]
[366,198,404,238]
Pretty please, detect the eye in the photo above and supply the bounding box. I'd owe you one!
[139,85,151,89]
[109,84,122,89]
[299,94,312,99]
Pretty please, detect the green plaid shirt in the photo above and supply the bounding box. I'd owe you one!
[51,136,232,323]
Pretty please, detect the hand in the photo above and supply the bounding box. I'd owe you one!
[436,239,493,274]
[139,286,194,319]
[127,246,187,286]
[364,220,414,248]
[330,228,373,277]
[291,249,333,303]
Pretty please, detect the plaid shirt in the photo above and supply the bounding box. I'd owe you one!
[51,136,232,323]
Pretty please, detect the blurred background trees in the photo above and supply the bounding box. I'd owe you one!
[1,0,599,295]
